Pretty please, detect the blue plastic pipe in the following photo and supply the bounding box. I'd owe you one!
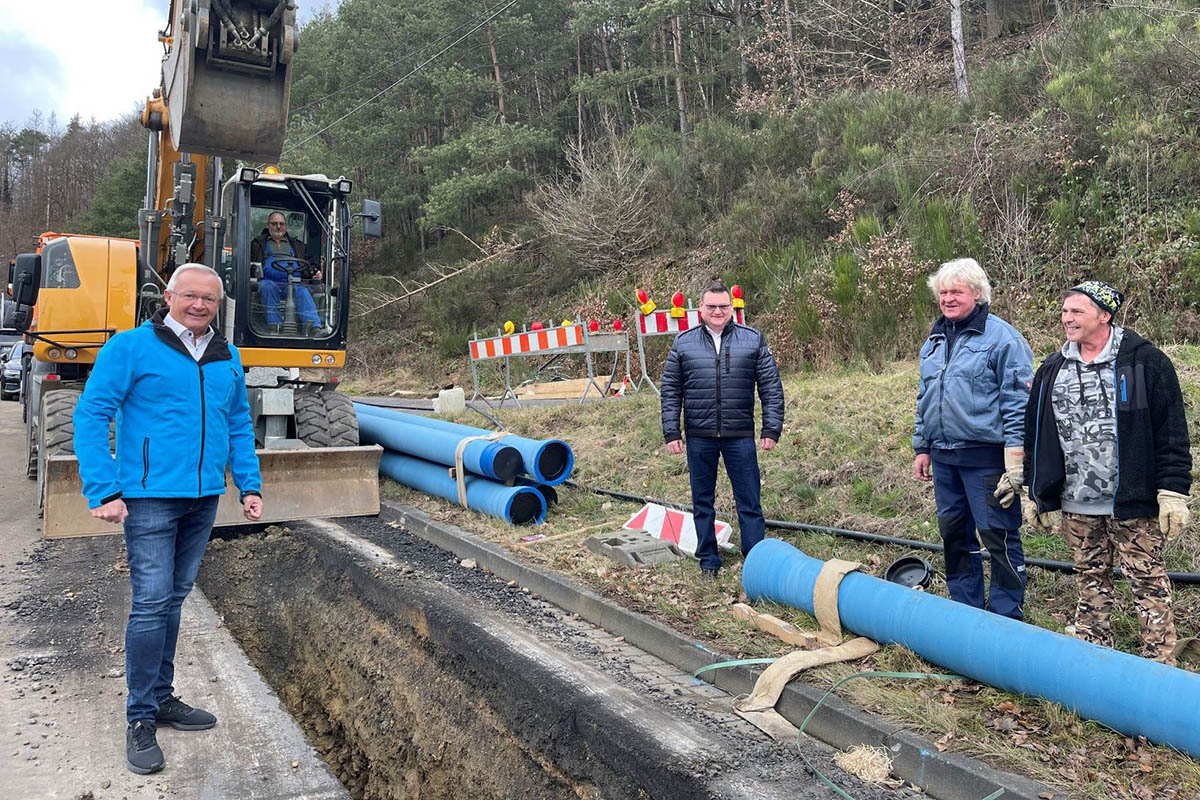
[355,406,523,482]
[354,404,574,486]
[379,451,546,525]
[515,477,558,507]
[743,538,1200,758]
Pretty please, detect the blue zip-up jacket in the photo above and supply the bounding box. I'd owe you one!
[913,304,1033,453]
[660,322,784,442]
[74,309,261,508]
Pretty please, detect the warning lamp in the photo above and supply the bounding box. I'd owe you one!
[669,291,685,319]
[502,320,515,336]
[731,284,745,309]
[613,317,624,332]
[561,318,573,327]
[264,165,280,175]
[588,319,599,333]
[531,320,544,331]
[636,288,656,316]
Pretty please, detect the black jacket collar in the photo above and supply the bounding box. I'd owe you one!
[150,307,232,365]
[931,302,989,338]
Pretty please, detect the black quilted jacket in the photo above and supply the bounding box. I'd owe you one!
[660,322,784,442]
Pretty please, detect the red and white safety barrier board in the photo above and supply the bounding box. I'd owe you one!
[470,324,585,361]
[638,308,745,336]
[622,502,732,556]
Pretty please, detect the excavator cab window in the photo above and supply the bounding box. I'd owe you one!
[246,204,339,340]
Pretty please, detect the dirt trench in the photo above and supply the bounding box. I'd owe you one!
[196,522,718,800]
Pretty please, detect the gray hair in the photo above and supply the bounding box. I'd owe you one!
[927,258,992,304]
[166,263,225,299]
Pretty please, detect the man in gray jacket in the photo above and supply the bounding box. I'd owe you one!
[913,259,1033,619]
[661,281,784,579]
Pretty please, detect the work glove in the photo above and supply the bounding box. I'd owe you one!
[1158,490,1191,542]
[1021,497,1053,533]
[993,448,1025,508]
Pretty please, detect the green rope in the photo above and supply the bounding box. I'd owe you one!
[692,657,778,678]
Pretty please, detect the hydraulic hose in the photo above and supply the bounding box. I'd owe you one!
[566,483,1200,585]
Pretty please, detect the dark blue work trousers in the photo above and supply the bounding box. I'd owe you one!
[931,459,1027,620]
[686,436,765,571]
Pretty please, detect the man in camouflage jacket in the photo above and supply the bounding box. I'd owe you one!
[1025,281,1192,664]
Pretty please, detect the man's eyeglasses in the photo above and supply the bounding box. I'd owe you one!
[703,303,732,312]
[173,291,220,306]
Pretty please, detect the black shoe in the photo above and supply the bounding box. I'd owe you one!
[701,568,720,581]
[126,720,164,775]
[155,695,217,731]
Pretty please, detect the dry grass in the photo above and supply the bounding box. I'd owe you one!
[377,349,1200,797]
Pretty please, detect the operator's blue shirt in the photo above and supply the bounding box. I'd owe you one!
[73,309,261,508]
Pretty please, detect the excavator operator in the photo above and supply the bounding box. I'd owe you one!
[249,211,323,333]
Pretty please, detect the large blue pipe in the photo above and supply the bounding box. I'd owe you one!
[379,451,546,525]
[354,403,574,486]
[355,406,523,482]
[743,538,1200,758]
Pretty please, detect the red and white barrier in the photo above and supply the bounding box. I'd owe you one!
[637,308,744,336]
[470,324,585,361]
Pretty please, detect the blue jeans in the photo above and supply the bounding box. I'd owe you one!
[123,496,220,723]
[259,280,320,326]
[686,436,765,571]
[931,460,1026,620]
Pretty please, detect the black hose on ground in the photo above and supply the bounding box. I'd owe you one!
[566,482,1200,585]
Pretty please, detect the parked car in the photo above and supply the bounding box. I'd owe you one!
[1,341,29,401]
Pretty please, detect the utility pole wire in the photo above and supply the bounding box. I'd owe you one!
[283,0,520,156]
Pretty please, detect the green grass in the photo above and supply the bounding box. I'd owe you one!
[380,351,1200,796]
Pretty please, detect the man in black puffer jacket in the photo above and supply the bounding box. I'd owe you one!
[661,281,785,578]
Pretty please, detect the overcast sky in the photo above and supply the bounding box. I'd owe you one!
[0,0,335,129]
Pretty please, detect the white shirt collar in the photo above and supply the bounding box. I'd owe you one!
[162,312,214,360]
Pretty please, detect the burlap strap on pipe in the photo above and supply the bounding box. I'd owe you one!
[732,558,878,741]
[452,432,510,507]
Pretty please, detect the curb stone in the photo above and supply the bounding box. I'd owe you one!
[379,500,1061,800]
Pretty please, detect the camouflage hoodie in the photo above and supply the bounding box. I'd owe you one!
[1051,325,1124,514]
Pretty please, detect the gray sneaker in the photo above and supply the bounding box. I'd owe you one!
[155,695,217,731]
[126,720,164,774]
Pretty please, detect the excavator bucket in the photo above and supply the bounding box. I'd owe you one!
[164,0,296,162]
[42,445,382,539]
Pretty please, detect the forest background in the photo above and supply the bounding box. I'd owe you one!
[4,0,1200,385]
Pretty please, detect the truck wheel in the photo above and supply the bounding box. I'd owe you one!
[293,392,331,447]
[42,390,81,457]
[323,393,360,447]
[25,419,37,480]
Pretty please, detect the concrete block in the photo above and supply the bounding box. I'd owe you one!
[585,532,685,569]
[434,387,466,413]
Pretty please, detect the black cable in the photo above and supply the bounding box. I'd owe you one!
[566,482,1200,585]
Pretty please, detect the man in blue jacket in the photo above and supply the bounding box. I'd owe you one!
[74,263,263,775]
[661,281,784,579]
[913,258,1033,620]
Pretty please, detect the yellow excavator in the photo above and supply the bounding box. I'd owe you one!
[8,0,382,538]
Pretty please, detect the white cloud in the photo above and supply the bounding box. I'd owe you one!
[0,0,164,124]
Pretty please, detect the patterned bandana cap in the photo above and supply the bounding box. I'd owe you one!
[1069,280,1124,316]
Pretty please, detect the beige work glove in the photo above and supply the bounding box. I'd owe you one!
[993,448,1025,508]
[1021,496,1053,532]
[1158,490,1191,542]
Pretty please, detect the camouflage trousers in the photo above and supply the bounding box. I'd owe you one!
[1061,513,1176,664]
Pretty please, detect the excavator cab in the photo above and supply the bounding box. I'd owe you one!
[218,169,366,358]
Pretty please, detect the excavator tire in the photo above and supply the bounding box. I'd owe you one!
[293,392,331,447]
[42,390,81,457]
[323,393,360,447]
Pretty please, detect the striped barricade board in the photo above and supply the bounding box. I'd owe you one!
[637,307,745,337]
[470,324,586,361]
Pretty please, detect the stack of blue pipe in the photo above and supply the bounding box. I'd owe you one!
[353,403,573,526]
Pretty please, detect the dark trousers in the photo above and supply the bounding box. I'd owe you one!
[123,496,220,723]
[686,436,765,570]
[931,460,1026,620]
